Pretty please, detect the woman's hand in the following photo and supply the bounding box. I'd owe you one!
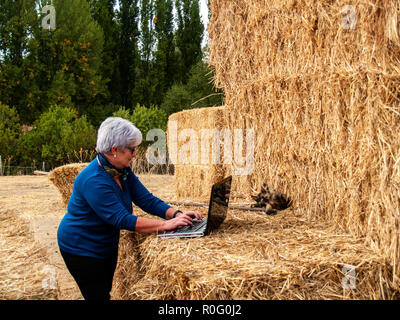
[162,210,203,232]
[177,210,203,221]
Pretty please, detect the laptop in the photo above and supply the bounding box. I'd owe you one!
[158,176,232,239]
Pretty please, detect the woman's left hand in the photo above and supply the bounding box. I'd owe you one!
[179,210,203,221]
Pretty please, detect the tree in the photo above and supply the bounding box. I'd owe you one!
[0,0,36,66]
[89,0,120,106]
[133,0,156,107]
[161,60,223,116]
[152,0,177,106]
[0,0,39,123]
[113,104,167,140]
[118,0,140,109]
[51,0,107,121]
[0,103,22,159]
[19,0,108,125]
[19,104,96,168]
[160,83,191,116]
[186,60,223,109]
[175,0,203,83]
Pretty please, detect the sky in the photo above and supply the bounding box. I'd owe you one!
[200,0,209,47]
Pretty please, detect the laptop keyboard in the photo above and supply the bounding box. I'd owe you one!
[176,219,207,233]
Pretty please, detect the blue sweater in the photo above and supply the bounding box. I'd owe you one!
[57,157,171,259]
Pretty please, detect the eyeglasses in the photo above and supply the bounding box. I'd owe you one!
[126,146,136,154]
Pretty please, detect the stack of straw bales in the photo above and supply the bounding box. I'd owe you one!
[208,0,400,290]
[48,163,88,205]
[112,208,396,299]
[167,106,229,201]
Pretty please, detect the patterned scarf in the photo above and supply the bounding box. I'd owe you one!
[97,153,131,182]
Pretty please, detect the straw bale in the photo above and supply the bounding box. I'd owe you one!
[208,0,400,290]
[173,164,226,201]
[0,210,58,299]
[167,106,229,201]
[111,230,152,299]
[48,163,89,206]
[112,208,397,300]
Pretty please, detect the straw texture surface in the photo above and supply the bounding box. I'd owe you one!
[208,0,400,291]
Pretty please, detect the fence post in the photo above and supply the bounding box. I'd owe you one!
[42,162,45,172]
[0,155,2,176]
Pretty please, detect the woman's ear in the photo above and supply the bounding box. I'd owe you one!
[110,146,118,157]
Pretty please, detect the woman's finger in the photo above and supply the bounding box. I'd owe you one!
[183,211,203,220]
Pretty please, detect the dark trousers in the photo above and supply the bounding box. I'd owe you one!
[60,250,118,300]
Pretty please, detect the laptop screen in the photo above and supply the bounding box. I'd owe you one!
[205,176,232,234]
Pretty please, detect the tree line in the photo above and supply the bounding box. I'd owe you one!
[0,0,223,170]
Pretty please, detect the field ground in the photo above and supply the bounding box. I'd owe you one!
[0,174,175,300]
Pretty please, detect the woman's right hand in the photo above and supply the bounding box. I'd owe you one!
[162,214,194,231]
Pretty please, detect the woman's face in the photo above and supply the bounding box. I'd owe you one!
[112,142,136,169]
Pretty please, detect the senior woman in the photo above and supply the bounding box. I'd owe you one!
[57,117,202,300]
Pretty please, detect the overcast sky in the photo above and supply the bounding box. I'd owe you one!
[200,0,209,47]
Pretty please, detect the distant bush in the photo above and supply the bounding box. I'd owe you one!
[112,106,131,120]
[113,104,167,141]
[131,105,167,135]
[19,105,96,168]
[85,103,123,127]
[160,84,192,116]
[0,103,22,160]
[160,61,224,116]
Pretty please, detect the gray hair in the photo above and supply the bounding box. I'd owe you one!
[95,117,142,154]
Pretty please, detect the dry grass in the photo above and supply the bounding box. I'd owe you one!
[0,175,83,300]
[0,210,57,300]
[0,174,176,300]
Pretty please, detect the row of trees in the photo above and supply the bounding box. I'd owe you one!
[0,0,224,169]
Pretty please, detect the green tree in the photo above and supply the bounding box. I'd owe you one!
[0,0,39,123]
[0,0,36,66]
[113,104,167,139]
[89,0,120,106]
[0,103,22,159]
[160,83,190,116]
[131,104,167,134]
[118,0,140,109]
[161,60,223,116]
[19,104,96,168]
[185,60,223,108]
[152,0,176,106]
[53,0,107,121]
[21,0,108,125]
[175,0,203,83]
[133,0,156,107]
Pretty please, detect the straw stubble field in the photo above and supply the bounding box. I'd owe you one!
[0,174,174,300]
[0,175,80,299]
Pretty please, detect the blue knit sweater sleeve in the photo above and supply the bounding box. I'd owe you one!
[83,176,138,231]
[128,173,171,219]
